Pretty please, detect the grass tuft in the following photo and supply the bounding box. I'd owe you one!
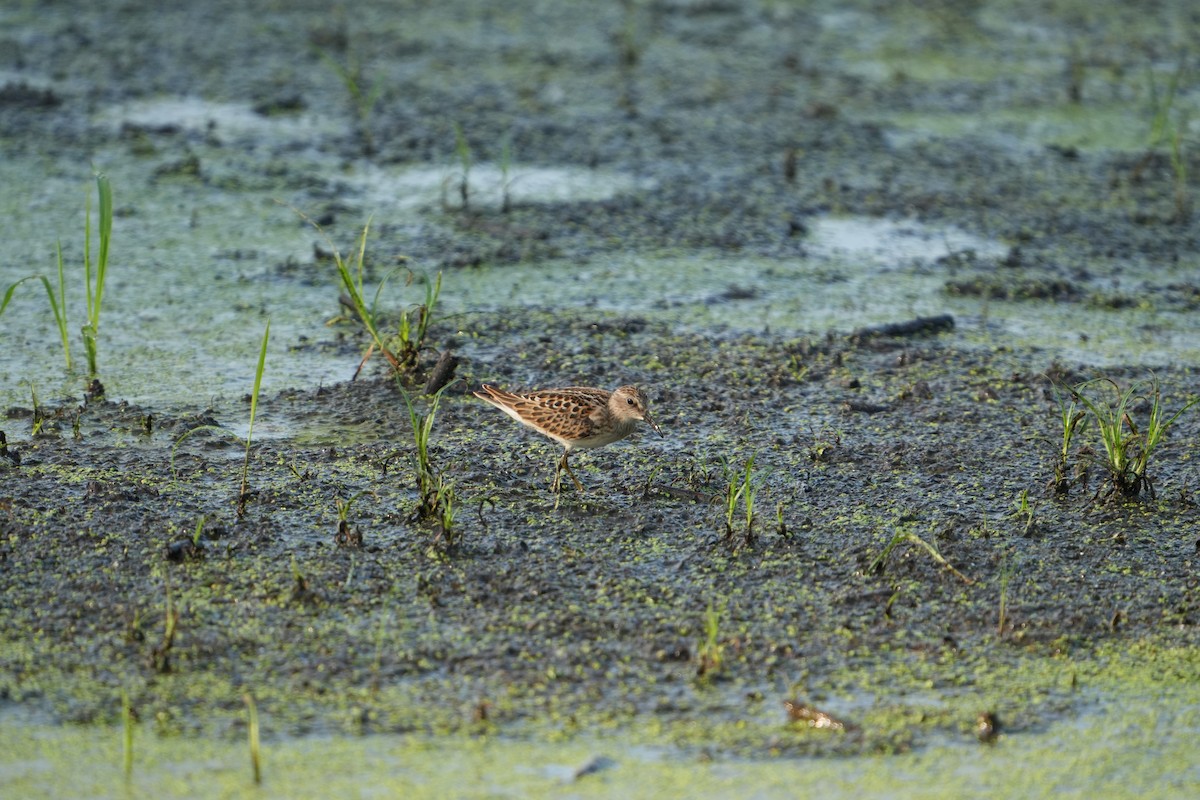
[149,572,179,673]
[721,453,758,549]
[289,209,442,380]
[317,47,384,155]
[1,172,113,374]
[1048,380,1089,495]
[695,601,725,681]
[334,490,373,548]
[1068,375,1199,500]
[397,378,461,551]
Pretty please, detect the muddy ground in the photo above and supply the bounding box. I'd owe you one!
[2,0,1200,760]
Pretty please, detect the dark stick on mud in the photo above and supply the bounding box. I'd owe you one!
[423,350,459,395]
[850,313,955,341]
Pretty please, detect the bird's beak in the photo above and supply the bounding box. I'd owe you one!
[644,410,664,436]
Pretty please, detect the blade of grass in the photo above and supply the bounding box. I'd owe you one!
[453,122,471,210]
[240,318,271,506]
[288,205,402,376]
[82,171,113,377]
[243,693,262,785]
[1,269,72,369]
[53,241,70,369]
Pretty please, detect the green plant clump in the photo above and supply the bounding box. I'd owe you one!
[398,379,461,552]
[695,601,725,681]
[721,453,758,548]
[1068,375,1199,500]
[294,211,442,380]
[1,171,113,377]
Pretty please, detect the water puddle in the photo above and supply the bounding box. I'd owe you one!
[1,684,1196,798]
[808,216,1005,263]
[351,162,653,212]
[98,97,339,143]
[817,7,1197,153]
[5,190,1196,419]
[0,160,346,414]
[441,216,1200,368]
[881,105,1161,152]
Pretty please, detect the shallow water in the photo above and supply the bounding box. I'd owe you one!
[3,680,1198,799]
[5,158,1195,415]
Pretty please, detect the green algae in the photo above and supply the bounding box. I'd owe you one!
[3,641,1198,798]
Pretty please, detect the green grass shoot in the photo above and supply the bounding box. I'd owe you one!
[453,122,472,210]
[397,378,462,551]
[696,601,725,680]
[82,171,113,377]
[1140,57,1190,220]
[395,270,442,373]
[0,243,72,369]
[293,209,441,379]
[317,49,384,155]
[398,378,457,521]
[28,382,43,436]
[1069,375,1197,499]
[869,521,974,584]
[291,210,397,374]
[150,574,179,674]
[238,318,270,513]
[287,204,444,380]
[0,172,112,375]
[1012,489,1037,535]
[1049,380,1088,494]
[742,457,756,533]
[435,478,459,549]
[1170,115,1189,220]
[997,547,1013,638]
[1146,58,1185,150]
[721,453,757,545]
[243,693,262,785]
[331,217,402,376]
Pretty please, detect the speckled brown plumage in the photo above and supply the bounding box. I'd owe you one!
[473,383,663,494]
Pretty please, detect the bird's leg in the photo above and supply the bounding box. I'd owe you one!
[559,450,584,493]
[552,454,564,495]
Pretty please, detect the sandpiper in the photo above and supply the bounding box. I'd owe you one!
[473,384,663,493]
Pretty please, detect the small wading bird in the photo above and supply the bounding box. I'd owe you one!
[473,384,663,495]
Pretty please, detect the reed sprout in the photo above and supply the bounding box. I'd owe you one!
[82,171,113,377]
[1069,375,1199,500]
[398,379,461,550]
[238,318,270,516]
[1,172,112,374]
[721,453,758,548]
[244,693,262,785]
[695,601,725,680]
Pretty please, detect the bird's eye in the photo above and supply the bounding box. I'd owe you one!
[626,398,635,405]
